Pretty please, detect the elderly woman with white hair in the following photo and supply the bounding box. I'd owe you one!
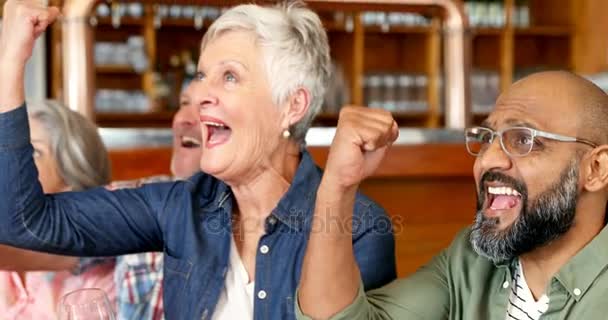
[0,1,399,319]
[0,100,115,319]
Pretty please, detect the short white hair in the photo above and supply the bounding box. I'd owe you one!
[201,1,331,143]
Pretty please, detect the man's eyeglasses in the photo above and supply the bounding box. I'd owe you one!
[465,126,598,157]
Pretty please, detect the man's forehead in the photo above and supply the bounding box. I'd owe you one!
[480,117,540,130]
[483,99,545,129]
[484,90,579,131]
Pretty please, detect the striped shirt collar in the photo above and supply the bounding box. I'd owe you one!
[491,224,608,302]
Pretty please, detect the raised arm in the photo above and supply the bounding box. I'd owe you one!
[0,166,173,256]
[0,1,168,257]
[298,106,398,319]
[0,0,59,111]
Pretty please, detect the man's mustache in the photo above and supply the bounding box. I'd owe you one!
[479,171,527,196]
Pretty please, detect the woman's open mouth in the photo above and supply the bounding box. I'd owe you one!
[201,117,232,149]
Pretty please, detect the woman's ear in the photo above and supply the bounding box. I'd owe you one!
[582,146,608,193]
[280,87,311,129]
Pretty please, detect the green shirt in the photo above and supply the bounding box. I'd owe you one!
[297,226,608,320]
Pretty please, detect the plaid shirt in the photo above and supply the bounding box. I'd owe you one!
[107,175,172,320]
[115,252,164,320]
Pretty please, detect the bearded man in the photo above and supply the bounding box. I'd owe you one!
[297,71,608,320]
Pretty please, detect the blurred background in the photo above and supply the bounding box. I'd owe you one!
[9,0,604,128]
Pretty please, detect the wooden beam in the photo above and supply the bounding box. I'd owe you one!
[499,0,514,92]
[351,12,364,105]
[142,4,157,111]
[426,17,441,128]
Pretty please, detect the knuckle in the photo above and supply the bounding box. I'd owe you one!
[340,105,355,115]
[384,120,393,131]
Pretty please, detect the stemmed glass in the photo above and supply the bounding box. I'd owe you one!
[57,288,115,320]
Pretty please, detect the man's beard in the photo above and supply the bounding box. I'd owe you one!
[470,159,579,263]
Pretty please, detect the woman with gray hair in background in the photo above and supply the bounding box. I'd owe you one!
[0,1,399,319]
[0,100,115,319]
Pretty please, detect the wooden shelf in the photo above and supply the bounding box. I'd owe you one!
[514,26,572,36]
[94,16,570,36]
[315,110,431,126]
[96,16,211,29]
[472,26,572,37]
[364,25,432,34]
[96,65,137,74]
[322,20,349,32]
[392,110,429,118]
[96,111,176,128]
[154,18,214,29]
[96,17,145,27]
[393,111,430,126]
[111,0,242,6]
[472,27,504,36]
[96,110,432,128]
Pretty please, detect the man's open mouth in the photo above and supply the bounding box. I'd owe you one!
[483,184,523,219]
[180,136,201,148]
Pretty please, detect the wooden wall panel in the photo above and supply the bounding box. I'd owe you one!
[109,143,476,277]
[360,178,475,276]
[109,147,172,181]
[308,144,474,177]
[364,33,428,74]
[570,0,608,74]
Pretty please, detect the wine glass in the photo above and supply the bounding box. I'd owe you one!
[58,288,116,320]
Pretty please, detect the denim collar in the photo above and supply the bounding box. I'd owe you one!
[195,175,232,214]
[198,148,321,232]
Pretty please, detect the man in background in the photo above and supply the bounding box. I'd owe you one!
[110,86,201,320]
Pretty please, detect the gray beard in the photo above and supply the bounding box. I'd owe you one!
[470,160,579,263]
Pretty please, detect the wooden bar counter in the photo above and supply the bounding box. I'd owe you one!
[107,129,476,277]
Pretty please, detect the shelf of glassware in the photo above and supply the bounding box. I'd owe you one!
[86,0,582,130]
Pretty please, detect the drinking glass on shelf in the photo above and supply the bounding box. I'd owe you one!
[58,288,115,320]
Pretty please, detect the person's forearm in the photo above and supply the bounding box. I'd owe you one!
[0,245,77,271]
[299,181,361,319]
[0,59,26,112]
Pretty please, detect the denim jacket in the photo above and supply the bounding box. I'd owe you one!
[0,105,396,319]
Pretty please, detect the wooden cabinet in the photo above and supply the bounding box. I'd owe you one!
[48,0,608,128]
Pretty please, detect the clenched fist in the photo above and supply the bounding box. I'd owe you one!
[0,0,60,66]
[0,0,60,111]
[322,106,398,191]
